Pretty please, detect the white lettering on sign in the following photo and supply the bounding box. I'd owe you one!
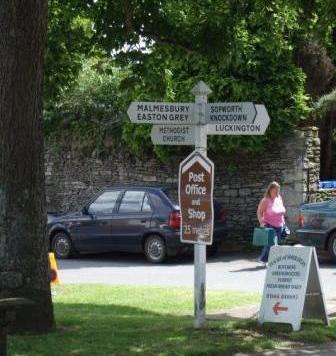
[189,172,205,182]
[188,208,206,221]
[185,184,206,195]
[184,168,208,224]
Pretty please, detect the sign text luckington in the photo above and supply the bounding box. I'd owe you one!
[179,151,214,245]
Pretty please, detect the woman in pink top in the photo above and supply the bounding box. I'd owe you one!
[257,181,286,264]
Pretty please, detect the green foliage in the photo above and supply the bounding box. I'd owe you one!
[44,58,128,153]
[91,0,310,155]
[45,0,336,157]
[301,0,336,62]
[315,89,336,118]
[45,0,95,104]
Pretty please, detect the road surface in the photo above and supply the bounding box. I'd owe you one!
[57,251,336,300]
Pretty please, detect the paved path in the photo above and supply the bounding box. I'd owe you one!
[235,342,336,355]
[58,251,336,300]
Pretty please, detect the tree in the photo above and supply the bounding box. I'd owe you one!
[89,0,311,155]
[294,0,336,178]
[44,0,95,105]
[44,1,336,164]
[0,0,54,332]
[44,57,128,153]
[314,90,336,179]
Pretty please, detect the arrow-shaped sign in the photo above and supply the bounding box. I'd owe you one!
[127,102,194,125]
[272,302,288,315]
[206,104,270,135]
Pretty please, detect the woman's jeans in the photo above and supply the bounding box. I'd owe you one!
[259,224,283,263]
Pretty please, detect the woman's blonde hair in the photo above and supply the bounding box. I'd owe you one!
[264,181,280,198]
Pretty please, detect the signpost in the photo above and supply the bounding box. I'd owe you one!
[258,246,329,331]
[179,151,214,245]
[127,81,271,329]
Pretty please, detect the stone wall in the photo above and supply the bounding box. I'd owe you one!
[309,189,336,202]
[45,127,320,243]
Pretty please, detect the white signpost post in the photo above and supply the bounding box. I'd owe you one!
[259,246,329,331]
[127,81,271,329]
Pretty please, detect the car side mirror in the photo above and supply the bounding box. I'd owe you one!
[82,206,89,215]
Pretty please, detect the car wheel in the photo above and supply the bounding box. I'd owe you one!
[144,235,167,263]
[328,233,336,262]
[52,232,73,259]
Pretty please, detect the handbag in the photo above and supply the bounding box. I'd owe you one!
[252,227,276,246]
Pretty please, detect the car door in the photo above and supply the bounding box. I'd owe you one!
[110,190,153,252]
[72,190,122,252]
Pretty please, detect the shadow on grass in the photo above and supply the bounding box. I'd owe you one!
[9,303,280,356]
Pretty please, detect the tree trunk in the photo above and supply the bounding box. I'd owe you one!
[296,41,336,180]
[320,112,335,180]
[0,0,54,333]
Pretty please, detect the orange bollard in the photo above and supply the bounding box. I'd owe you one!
[49,252,60,286]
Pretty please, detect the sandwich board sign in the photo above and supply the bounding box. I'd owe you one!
[179,151,214,245]
[258,245,329,331]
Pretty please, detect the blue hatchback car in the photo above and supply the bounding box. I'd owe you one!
[296,199,336,262]
[47,185,226,263]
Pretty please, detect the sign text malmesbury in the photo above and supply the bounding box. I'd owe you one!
[127,102,194,124]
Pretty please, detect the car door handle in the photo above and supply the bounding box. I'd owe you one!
[101,221,108,225]
[141,220,147,223]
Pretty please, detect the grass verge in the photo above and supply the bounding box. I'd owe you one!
[10,285,336,356]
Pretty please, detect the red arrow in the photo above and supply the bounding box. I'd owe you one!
[272,302,288,315]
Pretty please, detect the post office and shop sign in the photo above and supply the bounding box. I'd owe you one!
[179,151,214,245]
